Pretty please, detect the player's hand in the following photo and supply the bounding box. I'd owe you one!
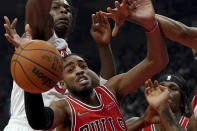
[102,0,156,36]
[126,0,156,31]
[143,106,161,124]
[4,16,32,48]
[144,79,170,110]
[102,0,129,37]
[90,11,111,45]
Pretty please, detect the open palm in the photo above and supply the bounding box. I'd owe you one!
[90,12,111,45]
[4,16,32,48]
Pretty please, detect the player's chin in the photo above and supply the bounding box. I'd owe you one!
[54,24,69,34]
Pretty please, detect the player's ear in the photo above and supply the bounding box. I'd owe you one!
[59,79,67,90]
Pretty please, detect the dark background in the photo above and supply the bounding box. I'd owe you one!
[1,0,197,130]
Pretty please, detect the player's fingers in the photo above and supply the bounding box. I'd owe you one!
[98,11,103,23]
[115,1,121,9]
[107,7,117,14]
[102,12,115,20]
[122,0,128,5]
[145,80,149,88]
[99,11,106,24]
[4,16,11,26]
[100,11,109,24]
[96,12,100,23]
[5,34,19,48]
[11,18,17,29]
[92,14,96,25]
[25,24,32,40]
[149,79,154,88]
[4,24,12,36]
[130,1,137,9]
[146,79,153,88]
[112,24,119,37]
[154,80,159,87]
[144,87,151,95]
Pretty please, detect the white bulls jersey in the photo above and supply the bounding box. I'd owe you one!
[4,33,71,131]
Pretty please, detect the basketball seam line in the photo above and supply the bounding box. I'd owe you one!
[14,53,60,78]
[21,49,59,56]
[13,42,33,83]
[14,41,36,80]
[12,60,49,92]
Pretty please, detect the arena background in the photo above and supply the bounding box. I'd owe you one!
[0,0,197,130]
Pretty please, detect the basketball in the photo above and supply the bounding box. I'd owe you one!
[10,40,63,93]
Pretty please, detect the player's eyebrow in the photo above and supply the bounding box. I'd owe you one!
[64,62,74,69]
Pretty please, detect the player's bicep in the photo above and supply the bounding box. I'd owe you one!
[50,100,69,129]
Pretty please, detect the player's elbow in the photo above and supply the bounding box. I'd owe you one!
[28,121,45,130]
[147,54,169,73]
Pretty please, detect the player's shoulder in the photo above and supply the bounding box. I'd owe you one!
[187,115,197,131]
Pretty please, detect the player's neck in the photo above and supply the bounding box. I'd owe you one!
[70,89,100,107]
[56,31,67,40]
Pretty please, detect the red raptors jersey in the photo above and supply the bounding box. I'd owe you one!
[142,116,189,131]
[65,86,128,131]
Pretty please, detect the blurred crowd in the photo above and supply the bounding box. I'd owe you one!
[1,0,197,130]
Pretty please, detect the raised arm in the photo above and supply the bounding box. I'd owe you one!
[104,0,168,100]
[25,0,54,40]
[24,91,69,130]
[90,11,116,80]
[156,14,197,49]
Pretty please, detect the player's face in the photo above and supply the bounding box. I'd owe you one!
[62,55,93,94]
[159,81,183,113]
[50,0,73,36]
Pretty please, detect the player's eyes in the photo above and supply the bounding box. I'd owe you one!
[169,86,178,91]
[52,6,59,10]
[64,5,71,12]
[66,67,74,73]
[80,64,88,69]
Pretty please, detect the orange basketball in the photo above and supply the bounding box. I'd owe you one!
[10,40,63,93]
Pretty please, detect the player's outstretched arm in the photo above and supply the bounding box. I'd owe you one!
[24,91,69,130]
[26,0,54,40]
[90,11,116,80]
[156,14,197,49]
[105,0,168,100]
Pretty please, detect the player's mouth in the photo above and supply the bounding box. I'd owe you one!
[76,76,89,86]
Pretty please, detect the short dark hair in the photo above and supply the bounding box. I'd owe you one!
[63,53,87,62]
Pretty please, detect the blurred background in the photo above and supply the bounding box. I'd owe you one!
[1,0,197,130]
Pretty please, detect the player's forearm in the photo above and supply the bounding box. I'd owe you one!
[158,104,184,131]
[156,14,197,49]
[24,91,54,130]
[145,20,169,72]
[126,117,149,131]
[98,44,116,80]
[26,0,54,40]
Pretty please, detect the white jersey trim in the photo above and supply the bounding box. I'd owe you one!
[67,90,103,111]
